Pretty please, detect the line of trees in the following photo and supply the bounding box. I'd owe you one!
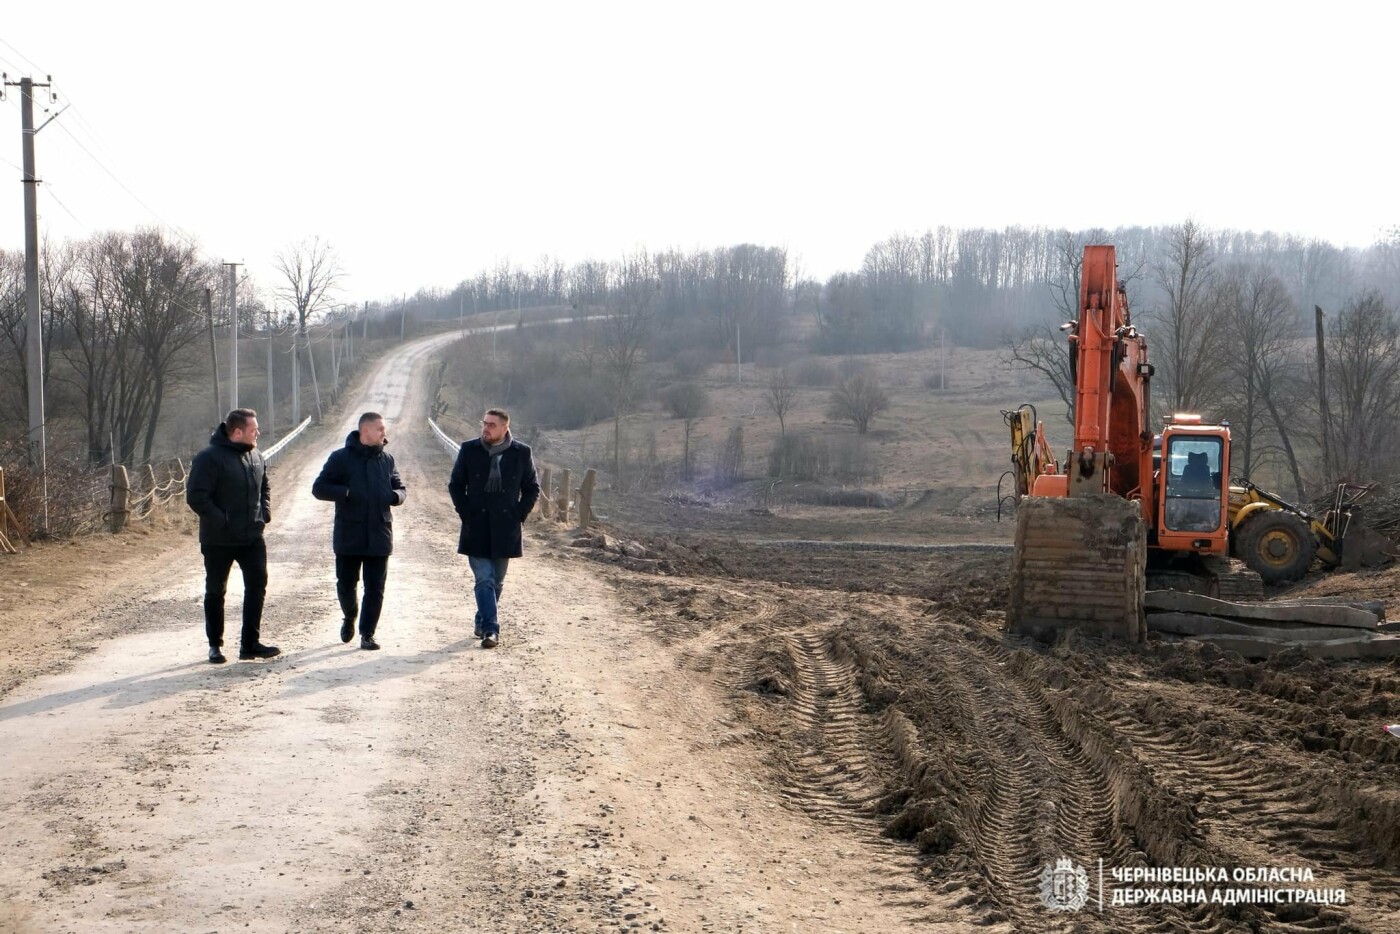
[0,228,372,471]
[1,229,212,464]
[426,223,1400,497]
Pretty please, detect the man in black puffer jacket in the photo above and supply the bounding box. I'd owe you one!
[186,408,279,664]
[312,412,408,650]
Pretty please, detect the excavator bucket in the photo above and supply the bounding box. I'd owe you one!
[1008,494,1147,642]
[1340,522,1395,570]
[1330,484,1396,571]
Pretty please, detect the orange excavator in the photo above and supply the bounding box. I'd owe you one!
[1005,245,1251,642]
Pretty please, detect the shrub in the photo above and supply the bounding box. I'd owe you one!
[792,356,836,387]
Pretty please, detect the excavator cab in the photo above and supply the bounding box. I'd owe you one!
[1156,423,1230,553]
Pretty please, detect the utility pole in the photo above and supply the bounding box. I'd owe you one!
[736,321,742,385]
[940,327,947,391]
[306,316,323,423]
[205,288,221,423]
[1316,306,1332,482]
[362,300,368,341]
[224,262,240,408]
[266,306,276,441]
[292,315,301,425]
[5,74,55,507]
[399,293,406,341]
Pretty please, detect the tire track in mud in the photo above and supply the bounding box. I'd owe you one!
[909,638,1226,932]
[618,557,1400,931]
[1095,681,1400,932]
[773,626,900,831]
[638,580,1233,929]
[837,625,1309,932]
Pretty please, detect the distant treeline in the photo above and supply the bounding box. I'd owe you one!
[396,225,1400,354]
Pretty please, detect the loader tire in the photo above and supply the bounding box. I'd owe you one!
[1236,510,1317,584]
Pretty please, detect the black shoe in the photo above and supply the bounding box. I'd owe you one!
[360,636,380,651]
[208,647,226,664]
[481,633,499,649]
[238,643,281,660]
[340,619,354,643]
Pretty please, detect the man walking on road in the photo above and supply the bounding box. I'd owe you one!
[311,412,408,651]
[186,408,280,664]
[447,408,540,649]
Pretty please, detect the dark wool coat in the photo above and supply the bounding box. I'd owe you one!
[186,424,272,551]
[447,437,540,559]
[311,431,407,557]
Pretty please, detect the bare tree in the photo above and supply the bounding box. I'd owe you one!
[1214,263,1306,495]
[1002,323,1074,424]
[662,382,708,480]
[828,370,890,434]
[714,422,744,487]
[0,250,26,430]
[50,238,123,463]
[69,229,214,464]
[1147,220,1225,415]
[1325,291,1400,481]
[599,251,656,483]
[765,367,797,436]
[274,236,343,423]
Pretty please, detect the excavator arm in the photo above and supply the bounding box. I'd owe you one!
[1003,404,1058,499]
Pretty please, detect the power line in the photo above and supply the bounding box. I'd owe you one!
[0,38,44,74]
[49,118,173,231]
[40,183,82,224]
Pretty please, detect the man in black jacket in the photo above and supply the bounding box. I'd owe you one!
[447,408,540,649]
[311,412,408,650]
[186,408,280,663]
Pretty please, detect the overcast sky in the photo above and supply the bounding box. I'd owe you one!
[2,2,1395,304]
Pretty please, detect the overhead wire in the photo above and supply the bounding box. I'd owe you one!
[5,42,339,348]
[3,44,238,296]
[0,38,44,74]
[40,183,82,225]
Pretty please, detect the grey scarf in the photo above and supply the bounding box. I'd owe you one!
[485,431,512,492]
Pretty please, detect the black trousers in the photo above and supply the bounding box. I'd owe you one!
[203,540,268,648]
[336,554,389,638]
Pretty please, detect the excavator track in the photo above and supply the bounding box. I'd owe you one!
[1146,556,1263,602]
[1008,495,1147,642]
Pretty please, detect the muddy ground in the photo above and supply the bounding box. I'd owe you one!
[1,331,1399,933]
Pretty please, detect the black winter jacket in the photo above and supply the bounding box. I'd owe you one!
[311,431,407,556]
[447,437,540,558]
[186,424,272,551]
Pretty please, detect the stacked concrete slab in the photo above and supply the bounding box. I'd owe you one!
[1145,590,1400,660]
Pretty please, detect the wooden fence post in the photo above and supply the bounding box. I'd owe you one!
[0,467,18,553]
[111,464,130,533]
[539,466,553,519]
[556,468,572,523]
[144,464,158,517]
[577,468,596,530]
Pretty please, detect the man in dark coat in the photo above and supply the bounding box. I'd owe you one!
[186,408,280,664]
[311,412,408,651]
[447,407,540,649]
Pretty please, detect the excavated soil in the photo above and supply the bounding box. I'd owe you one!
[575,514,1400,933]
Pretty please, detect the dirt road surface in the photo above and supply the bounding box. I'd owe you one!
[0,335,963,934]
[3,331,1400,933]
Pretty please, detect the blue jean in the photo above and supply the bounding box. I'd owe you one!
[468,556,510,636]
